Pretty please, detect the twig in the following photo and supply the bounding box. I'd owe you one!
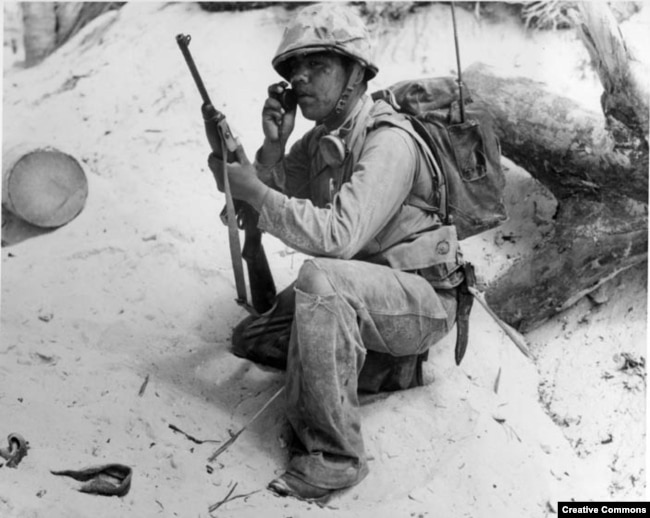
[467,286,532,360]
[493,367,502,394]
[207,386,285,463]
[138,374,150,396]
[208,482,238,513]
[169,424,221,445]
[208,488,260,513]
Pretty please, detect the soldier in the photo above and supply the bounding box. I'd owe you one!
[209,2,464,502]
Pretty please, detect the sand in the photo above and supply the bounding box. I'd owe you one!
[1,3,646,517]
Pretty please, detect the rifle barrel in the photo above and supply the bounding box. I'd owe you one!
[176,34,212,106]
[175,32,277,316]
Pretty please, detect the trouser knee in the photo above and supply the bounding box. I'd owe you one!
[295,259,335,296]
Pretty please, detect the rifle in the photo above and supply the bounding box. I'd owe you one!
[176,34,276,316]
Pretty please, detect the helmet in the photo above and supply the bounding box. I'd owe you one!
[272,3,378,81]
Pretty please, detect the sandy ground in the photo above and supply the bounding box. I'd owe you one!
[1,3,647,517]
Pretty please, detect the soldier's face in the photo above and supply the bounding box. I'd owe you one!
[288,52,347,122]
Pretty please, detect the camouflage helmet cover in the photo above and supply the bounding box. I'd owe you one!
[272,3,379,81]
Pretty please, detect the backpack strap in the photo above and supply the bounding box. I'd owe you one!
[370,109,449,224]
[407,116,452,226]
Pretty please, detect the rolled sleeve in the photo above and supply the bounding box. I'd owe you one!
[254,148,282,188]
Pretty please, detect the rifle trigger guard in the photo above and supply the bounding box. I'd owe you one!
[236,210,246,230]
[219,201,246,230]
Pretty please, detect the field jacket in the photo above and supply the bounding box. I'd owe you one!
[255,95,463,289]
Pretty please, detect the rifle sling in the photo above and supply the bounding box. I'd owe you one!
[220,138,255,315]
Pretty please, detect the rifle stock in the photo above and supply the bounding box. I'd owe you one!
[176,33,276,315]
[240,207,277,313]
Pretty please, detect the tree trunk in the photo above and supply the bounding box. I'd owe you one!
[573,1,649,142]
[54,3,85,46]
[463,62,648,331]
[54,3,123,47]
[21,2,123,67]
[459,2,649,332]
[484,192,647,331]
[21,2,57,67]
[464,65,647,204]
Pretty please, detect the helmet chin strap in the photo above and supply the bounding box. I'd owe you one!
[321,62,365,130]
[317,63,370,168]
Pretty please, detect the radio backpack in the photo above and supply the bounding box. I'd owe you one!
[372,77,507,240]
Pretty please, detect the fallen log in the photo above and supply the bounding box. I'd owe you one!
[464,65,647,204]
[463,59,647,331]
[484,194,647,331]
[2,144,88,229]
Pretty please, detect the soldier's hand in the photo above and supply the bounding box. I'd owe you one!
[207,152,226,192]
[207,143,250,193]
[207,150,268,210]
[262,82,296,146]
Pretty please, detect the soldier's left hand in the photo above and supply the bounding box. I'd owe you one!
[207,141,250,192]
[207,152,226,192]
[207,150,268,209]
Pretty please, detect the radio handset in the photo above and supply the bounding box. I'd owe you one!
[270,82,298,112]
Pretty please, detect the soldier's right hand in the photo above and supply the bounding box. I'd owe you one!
[262,82,296,147]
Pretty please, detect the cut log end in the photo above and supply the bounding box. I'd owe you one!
[3,147,88,228]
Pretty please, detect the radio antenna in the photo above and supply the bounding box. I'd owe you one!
[450,1,466,123]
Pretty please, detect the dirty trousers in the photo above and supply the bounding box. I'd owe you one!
[285,257,457,490]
